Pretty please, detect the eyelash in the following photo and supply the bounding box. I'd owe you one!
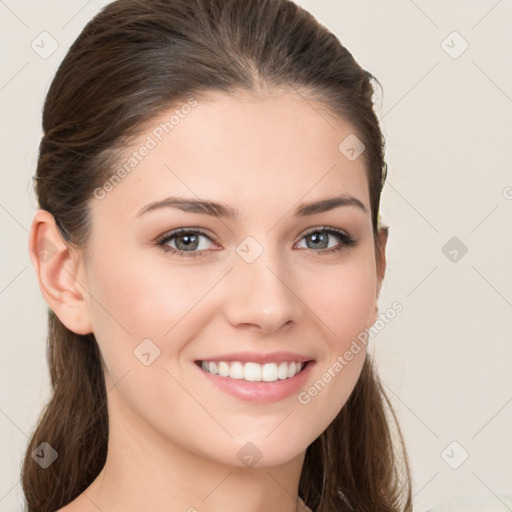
[156,227,356,258]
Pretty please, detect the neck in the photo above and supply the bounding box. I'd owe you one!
[78,387,307,512]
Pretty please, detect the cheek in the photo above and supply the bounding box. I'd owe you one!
[83,248,235,396]
[298,259,376,424]
[312,256,377,342]
[86,248,212,343]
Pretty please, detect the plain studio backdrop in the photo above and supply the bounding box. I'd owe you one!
[1,1,511,511]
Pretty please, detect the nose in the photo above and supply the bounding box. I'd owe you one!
[223,241,302,334]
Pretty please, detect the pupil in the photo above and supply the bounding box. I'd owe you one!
[178,234,197,250]
[310,233,327,248]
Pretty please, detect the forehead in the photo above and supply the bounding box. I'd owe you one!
[90,88,370,222]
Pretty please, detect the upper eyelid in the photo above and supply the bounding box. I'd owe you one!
[156,227,215,244]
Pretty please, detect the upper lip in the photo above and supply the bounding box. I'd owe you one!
[195,351,314,364]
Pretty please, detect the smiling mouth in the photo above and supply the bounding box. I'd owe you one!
[194,360,312,382]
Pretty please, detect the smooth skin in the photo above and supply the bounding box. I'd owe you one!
[29,86,387,512]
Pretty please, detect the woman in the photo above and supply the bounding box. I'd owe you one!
[23,0,412,511]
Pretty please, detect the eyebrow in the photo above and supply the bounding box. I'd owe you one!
[136,194,367,219]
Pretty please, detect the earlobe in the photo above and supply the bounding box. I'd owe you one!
[28,209,93,335]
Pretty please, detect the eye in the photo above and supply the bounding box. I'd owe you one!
[156,226,356,258]
[295,227,356,254]
[157,228,217,258]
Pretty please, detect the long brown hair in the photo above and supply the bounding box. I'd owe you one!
[23,0,412,510]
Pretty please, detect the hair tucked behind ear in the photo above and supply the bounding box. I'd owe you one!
[22,0,412,510]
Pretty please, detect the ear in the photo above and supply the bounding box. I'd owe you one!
[369,226,388,326]
[28,209,93,335]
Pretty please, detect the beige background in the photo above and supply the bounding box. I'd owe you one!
[1,1,511,511]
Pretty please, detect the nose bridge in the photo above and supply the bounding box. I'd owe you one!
[225,234,300,332]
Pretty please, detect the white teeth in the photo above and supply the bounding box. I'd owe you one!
[218,361,230,377]
[229,362,244,379]
[262,363,278,382]
[244,362,261,382]
[199,360,304,382]
[277,362,289,380]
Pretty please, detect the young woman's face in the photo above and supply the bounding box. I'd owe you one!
[78,88,383,468]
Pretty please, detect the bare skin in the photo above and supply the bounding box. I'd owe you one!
[29,86,387,512]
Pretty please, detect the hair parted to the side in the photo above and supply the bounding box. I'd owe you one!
[23,1,413,511]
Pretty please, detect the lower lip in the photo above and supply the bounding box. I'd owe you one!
[194,361,315,403]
